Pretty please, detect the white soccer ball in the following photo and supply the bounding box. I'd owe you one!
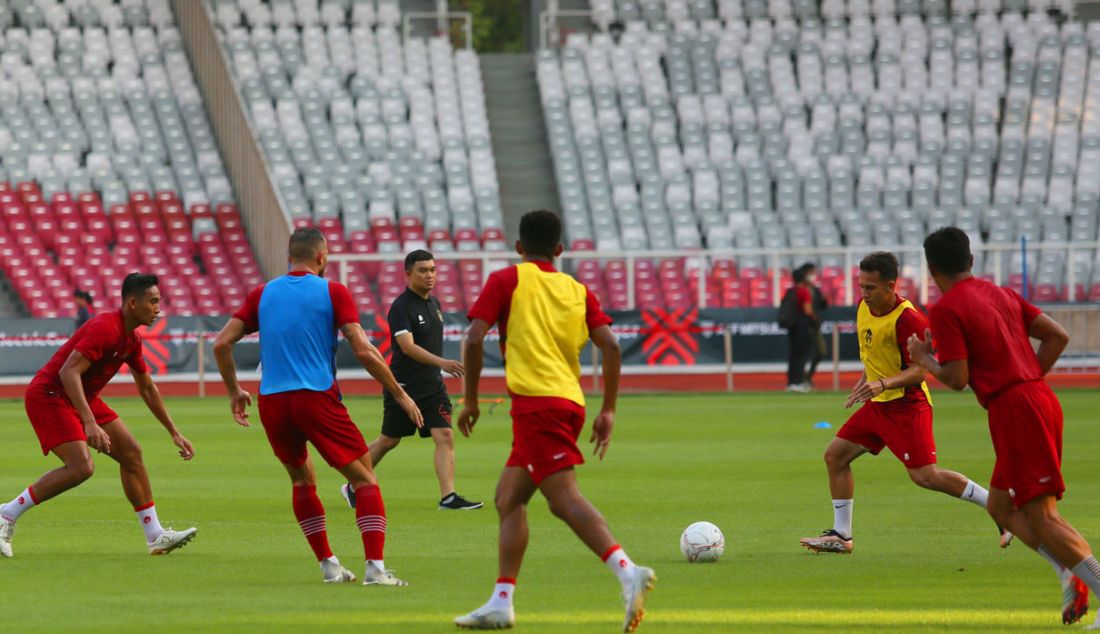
[680,521,724,563]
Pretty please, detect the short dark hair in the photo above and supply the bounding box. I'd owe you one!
[859,251,899,281]
[404,249,434,272]
[288,227,326,261]
[121,273,159,300]
[519,210,562,258]
[792,267,806,284]
[799,261,817,274]
[923,226,973,275]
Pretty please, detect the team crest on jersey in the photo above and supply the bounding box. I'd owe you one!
[418,314,426,324]
[863,328,873,347]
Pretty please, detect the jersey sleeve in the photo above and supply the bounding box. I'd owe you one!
[585,287,613,331]
[125,337,149,374]
[328,281,360,327]
[72,319,114,363]
[388,295,412,338]
[929,303,968,363]
[232,285,264,334]
[1009,288,1043,327]
[895,307,929,366]
[467,267,516,326]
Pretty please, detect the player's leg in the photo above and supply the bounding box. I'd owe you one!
[455,465,535,629]
[539,468,656,633]
[1019,493,1100,626]
[367,434,400,469]
[305,387,405,587]
[801,436,864,553]
[278,455,351,582]
[428,400,482,510]
[0,440,94,557]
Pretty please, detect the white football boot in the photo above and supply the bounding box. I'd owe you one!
[454,604,516,630]
[148,527,197,555]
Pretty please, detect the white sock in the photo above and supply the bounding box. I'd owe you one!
[1,487,37,522]
[603,545,638,586]
[1071,556,1100,596]
[1039,545,1072,582]
[135,503,164,543]
[487,578,515,610]
[959,480,990,508]
[832,499,853,539]
[367,559,385,573]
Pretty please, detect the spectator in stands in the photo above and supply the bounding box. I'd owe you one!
[74,291,94,331]
[800,263,829,388]
[786,268,816,393]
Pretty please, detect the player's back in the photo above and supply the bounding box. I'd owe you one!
[505,262,590,405]
[256,273,340,395]
[931,277,1042,405]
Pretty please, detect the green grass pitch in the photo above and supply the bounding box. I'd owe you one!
[1,389,1099,633]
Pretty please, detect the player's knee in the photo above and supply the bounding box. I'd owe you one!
[117,440,144,467]
[69,456,95,482]
[907,468,936,489]
[434,429,454,447]
[823,448,846,471]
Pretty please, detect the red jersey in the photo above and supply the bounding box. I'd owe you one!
[32,309,148,401]
[467,259,613,413]
[928,277,1043,408]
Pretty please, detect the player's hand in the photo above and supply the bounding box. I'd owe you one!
[846,379,881,408]
[441,359,465,378]
[457,405,480,437]
[907,329,934,369]
[172,433,195,460]
[84,421,111,454]
[396,392,424,428]
[230,388,252,427]
[590,409,614,460]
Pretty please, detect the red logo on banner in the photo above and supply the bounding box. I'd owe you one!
[370,313,392,363]
[640,307,700,365]
[123,318,170,375]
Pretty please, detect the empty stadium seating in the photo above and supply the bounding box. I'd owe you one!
[539,0,1100,307]
[0,0,259,317]
[216,0,505,312]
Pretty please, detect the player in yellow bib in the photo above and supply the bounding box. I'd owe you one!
[800,252,1011,554]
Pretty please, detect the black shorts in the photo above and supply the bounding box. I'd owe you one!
[382,390,453,439]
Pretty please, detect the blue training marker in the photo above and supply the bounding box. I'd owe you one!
[813,421,832,429]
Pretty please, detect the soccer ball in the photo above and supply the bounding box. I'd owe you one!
[680,521,724,563]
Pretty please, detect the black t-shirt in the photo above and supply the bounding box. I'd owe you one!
[387,287,445,399]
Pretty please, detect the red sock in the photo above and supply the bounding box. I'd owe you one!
[292,485,332,561]
[354,484,386,561]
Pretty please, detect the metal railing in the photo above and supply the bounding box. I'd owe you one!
[330,240,1100,309]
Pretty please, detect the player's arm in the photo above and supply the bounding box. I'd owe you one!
[341,322,423,428]
[132,371,194,460]
[58,350,111,454]
[1029,313,1069,375]
[456,318,489,437]
[212,317,253,427]
[907,328,969,391]
[589,324,620,460]
[395,333,464,377]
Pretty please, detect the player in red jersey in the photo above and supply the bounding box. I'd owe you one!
[452,210,655,632]
[0,273,197,558]
[213,227,423,586]
[908,227,1097,627]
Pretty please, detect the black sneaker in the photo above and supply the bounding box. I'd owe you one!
[439,493,483,510]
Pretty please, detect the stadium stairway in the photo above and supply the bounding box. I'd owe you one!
[481,53,561,241]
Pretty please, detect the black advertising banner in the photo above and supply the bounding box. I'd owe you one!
[0,307,859,377]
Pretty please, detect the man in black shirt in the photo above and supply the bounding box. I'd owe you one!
[342,250,482,510]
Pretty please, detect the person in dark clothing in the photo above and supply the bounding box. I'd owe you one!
[74,290,94,330]
[800,263,829,388]
[787,268,817,392]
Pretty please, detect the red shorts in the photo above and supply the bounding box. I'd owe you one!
[505,406,586,485]
[988,381,1064,508]
[257,385,368,469]
[24,381,119,455]
[836,399,937,468]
